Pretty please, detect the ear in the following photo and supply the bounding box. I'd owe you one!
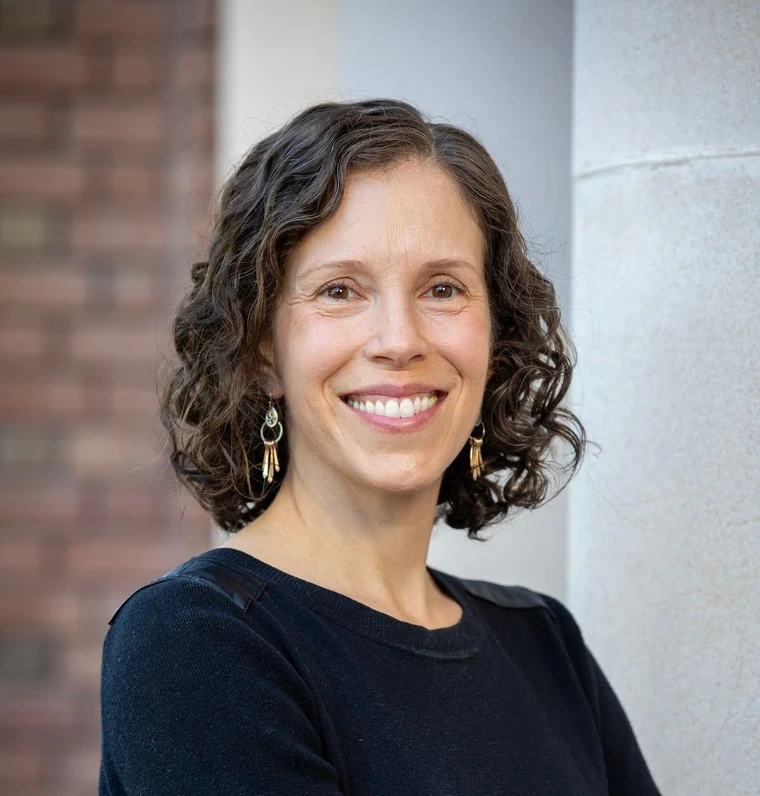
[255,334,284,400]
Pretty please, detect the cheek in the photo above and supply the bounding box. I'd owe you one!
[433,311,491,379]
[278,314,355,391]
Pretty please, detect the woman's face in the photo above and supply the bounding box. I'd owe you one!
[269,158,492,496]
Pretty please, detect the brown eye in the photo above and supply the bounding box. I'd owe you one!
[426,282,462,299]
[320,283,352,300]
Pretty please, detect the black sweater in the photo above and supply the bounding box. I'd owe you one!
[98,547,663,795]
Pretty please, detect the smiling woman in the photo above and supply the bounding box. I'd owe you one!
[98,99,663,796]
[161,101,584,537]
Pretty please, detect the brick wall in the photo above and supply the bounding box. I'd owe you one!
[0,2,216,793]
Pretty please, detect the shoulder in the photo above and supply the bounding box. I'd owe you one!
[101,572,254,683]
[453,574,559,617]
[99,563,331,793]
[445,570,600,699]
[106,552,268,627]
[101,558,320,717]
[439,569,586,644]
[441,569,576,623]
[102,553,276,683]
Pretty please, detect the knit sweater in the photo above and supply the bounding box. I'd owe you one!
[98,546,663,795]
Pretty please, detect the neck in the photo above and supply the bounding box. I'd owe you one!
[224,455,450,625]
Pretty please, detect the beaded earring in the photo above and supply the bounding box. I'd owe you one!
[469,415,485,480]
[260,397,283,483]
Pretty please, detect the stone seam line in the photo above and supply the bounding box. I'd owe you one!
[576,148,760,181]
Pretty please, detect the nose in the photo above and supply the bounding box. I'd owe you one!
[363,292,430,366]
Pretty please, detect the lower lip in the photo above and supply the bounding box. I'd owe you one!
[341,395,446,432]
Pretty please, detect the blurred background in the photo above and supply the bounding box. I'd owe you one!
[0,1,757,794]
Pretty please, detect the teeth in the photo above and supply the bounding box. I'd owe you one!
[346,393,439,417]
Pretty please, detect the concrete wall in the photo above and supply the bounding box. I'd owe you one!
[570,2,760,793]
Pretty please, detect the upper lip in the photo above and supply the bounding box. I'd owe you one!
[340,383,447,399]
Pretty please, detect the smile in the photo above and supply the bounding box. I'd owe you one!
[339,390,446,432]
[344,392,439,418]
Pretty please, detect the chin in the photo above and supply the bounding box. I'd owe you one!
[353,465,442,495]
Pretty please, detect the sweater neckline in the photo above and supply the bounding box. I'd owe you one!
[199,546,484,659]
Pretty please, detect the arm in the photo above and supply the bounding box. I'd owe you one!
[540,593,664,796]
[99,577,344,796]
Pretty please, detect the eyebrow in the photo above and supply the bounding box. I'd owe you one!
[299,258,480,278]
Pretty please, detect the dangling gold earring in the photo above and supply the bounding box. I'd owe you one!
[260,396,283,483]
[469,415,485,480]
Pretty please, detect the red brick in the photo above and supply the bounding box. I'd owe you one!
[0,748,44,786]
[0,158,86,201]
[106,163,164,203]
[0,691,77,732]
[61,641,103,690]
[194,104,215,147]
[61,746,101,789]
[0,207,58,255]
[0,587,117,636]
[112,268,161,307]
[176,47,214,91]
[0,324,46,358]
[175,102,214,149]
[111,50,167,90]
[174,150,215,204]
[110,385,160,417]
[0,484,79,523]
[0,378,86,420]
[69,321,159,362]
[0,266,88,307]
[0,427,60,473]
[0,102,51,144]
[0,593,64,632]
[74,0,170,39]
[0,0,66,38]
[0,539,43,577]
[70,210,168,254]
[84,50,113,93]
[104,484,155,522]
[178,0,215,36]
[69,358,161,389]
[67,426,159,478]
[66,537,185,580]
[0,0,216,780]
[0,47,88,92]
[72,101,166,148]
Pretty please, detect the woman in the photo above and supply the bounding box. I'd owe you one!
[98,98,663,795]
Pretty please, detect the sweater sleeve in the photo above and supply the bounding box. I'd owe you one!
[98,576,344,796]
[539,593,664,796]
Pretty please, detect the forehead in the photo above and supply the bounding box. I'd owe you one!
[290,159,484,273]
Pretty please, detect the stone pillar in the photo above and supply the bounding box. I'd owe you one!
[570,2,760,793]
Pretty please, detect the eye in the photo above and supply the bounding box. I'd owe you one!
[319,281,354,300]
[318,280,464,301]
[425,282,464,299]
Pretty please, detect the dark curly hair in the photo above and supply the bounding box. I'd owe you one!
[159,97,589,540]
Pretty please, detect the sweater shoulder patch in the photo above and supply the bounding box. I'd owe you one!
[455,577,557,619]
[107,556,267,626]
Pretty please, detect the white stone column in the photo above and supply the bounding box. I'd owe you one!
[570,2,760,793]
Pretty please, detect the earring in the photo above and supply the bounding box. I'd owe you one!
[260,397,284,483]
[469,415,485,480]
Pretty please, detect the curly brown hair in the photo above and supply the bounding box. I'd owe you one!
[159,97,589,541]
